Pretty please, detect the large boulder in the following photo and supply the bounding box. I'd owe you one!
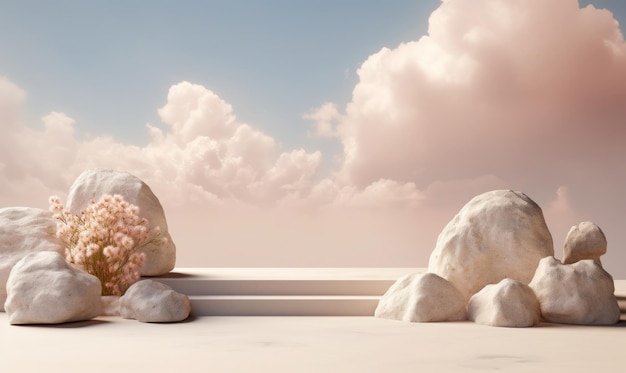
[375,272,466,322]
[529,256,620,325]
[562,221,607,265]
[5,251,102,324]
[120,280,191,322]
[66,169,176,276]
[468,279,540,327]
[428,190,554,301]
[0,207,64,311]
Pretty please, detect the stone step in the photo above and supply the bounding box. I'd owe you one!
[147,268,417,316]
[188,295,381,316]
[149,268,417,296]
[145,269,626,317]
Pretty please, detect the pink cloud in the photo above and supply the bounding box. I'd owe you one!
[304,102,342,138]
[0,80,325,209]
[0,76,431,269]
[328,0,626,191]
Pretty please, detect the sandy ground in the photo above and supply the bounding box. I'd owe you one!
[1,313,626,372]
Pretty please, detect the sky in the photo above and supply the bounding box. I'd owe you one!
[1,0,626,277]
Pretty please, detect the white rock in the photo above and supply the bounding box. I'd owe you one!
[563,221,607,265]
[5,251,102,324]
[428,190,554,301]
[120,280,191,322]
[0,207,64,311]
[375,272,466,322]
[529,256,620,325]
[468,279,540,327]
[66,169,176,276]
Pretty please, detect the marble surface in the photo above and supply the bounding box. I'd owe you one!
[1,313,625,372]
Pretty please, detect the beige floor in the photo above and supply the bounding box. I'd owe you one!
[2,277,625,372]
[1,313,626,372]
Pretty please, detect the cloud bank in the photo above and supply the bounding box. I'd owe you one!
[319,0,626,193]
[1,0,626,274]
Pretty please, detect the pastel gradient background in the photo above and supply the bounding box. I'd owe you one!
[2,0,626,276]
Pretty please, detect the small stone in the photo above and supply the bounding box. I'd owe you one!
[5,251,102,324]
[375,272,466,322]
[66,169,176,276]
[468,279,540,327]
[0,207,65,311]
[529,256,620,325]
[563,221,607,265]
[428,190,554,301]
[120,280,191,322]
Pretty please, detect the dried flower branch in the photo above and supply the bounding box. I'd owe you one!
[49,194,166,296]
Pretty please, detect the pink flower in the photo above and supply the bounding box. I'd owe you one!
[50,194,166,296]
[85,243,99,257]
[103,245,120,258]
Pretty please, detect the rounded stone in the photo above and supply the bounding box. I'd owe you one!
[428,190,554,301]
[0,207,64,311]
[375,272,467,322]
[468,278,540,327]
[5,251,102,324]
[120,280,191,323]
[66,169,176,276]
[529,256,620,325]
[563,221,607,265]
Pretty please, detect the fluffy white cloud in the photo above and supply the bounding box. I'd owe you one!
[0,77,429,269]
[0,79,324,209]
[304,102,342,138]
[323,0,626,194]
[149,82,325,205]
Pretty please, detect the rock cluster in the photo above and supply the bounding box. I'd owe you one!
[377,189,620,328]
[0,169,190,325]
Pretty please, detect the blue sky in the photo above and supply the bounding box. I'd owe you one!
[1,0,623,152]
[0,0,439,149]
